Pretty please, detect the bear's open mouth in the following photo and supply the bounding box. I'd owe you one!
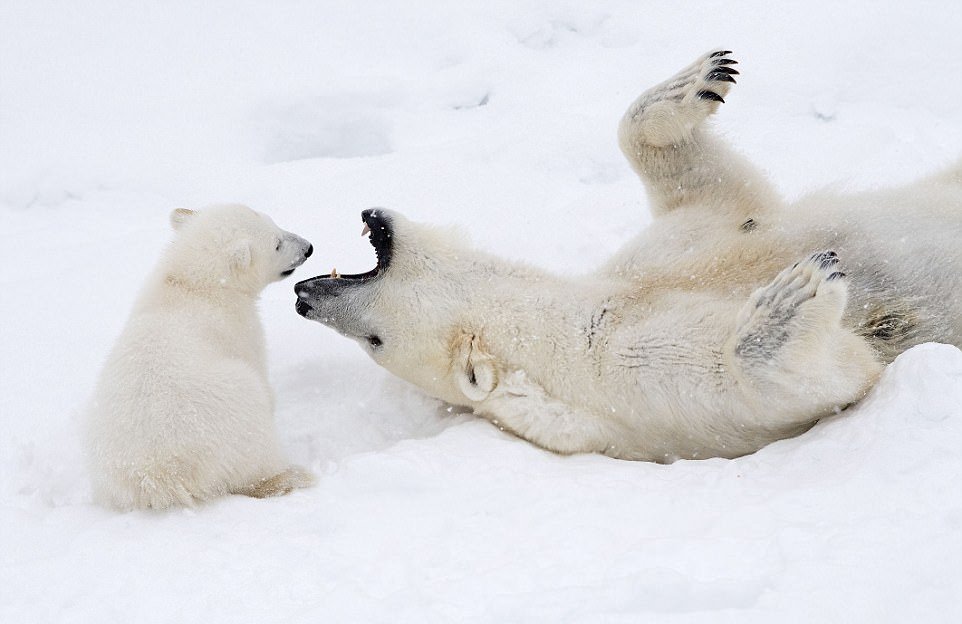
[314,208,393,282]
[294,209,393,311]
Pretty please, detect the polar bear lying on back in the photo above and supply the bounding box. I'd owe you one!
[86,205,315,509]
[295,50,962,462]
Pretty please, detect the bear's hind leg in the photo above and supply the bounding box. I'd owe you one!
[235,466,314,499]
[729,252,883,426]
[620,50,737,149]
[618,50,781,218]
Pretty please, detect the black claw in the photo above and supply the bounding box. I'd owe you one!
[819,257,840,270]
[714,58,738,65]
[711,66,740,75]
[710,50,733,58]
[827,272,846,281]
[707,72,736,83]
[740,218,757,232]
[697,90,725,103]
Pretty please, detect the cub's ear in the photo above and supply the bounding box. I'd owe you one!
[229,240,252,271]
[452,332,497,402]
[169,208,196,231]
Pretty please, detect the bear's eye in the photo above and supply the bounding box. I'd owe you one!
[275,239,282,251]
[367,335,382,349]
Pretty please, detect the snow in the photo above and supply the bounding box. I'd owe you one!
[2,1,962,621]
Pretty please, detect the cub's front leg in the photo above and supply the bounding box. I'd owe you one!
[728,252,883,426]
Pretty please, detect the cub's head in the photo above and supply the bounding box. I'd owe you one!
[294,209,522,406]
[168,204,313,293]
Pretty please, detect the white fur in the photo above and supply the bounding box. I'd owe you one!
[297,50,962,462]
[86,204,314,510]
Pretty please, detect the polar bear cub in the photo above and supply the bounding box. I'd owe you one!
[85,204,315,510]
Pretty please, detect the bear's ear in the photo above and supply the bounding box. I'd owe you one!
[229,240,252,271]
[452,332,498,402]
[170,208,196,231]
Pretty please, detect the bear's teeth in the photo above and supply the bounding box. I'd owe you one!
[361,224,371,237]
[330,268,340,278]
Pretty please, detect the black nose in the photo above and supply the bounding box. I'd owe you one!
[295,299,312,316]
[304,244,313,258]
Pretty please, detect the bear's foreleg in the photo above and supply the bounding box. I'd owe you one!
[477,370,621,456]
[727,252,883,426]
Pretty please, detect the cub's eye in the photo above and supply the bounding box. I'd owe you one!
[367,335,382,348]
[275,239,282,251]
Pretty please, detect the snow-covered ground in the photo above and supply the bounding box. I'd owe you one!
[2,1,962,621]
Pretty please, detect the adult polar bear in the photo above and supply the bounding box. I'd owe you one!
[296,50,962,462]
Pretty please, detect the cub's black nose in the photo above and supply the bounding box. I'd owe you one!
[305,244,313,258]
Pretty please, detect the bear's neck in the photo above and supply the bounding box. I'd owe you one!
[138,269,261,315]
[469,274,616,387]
[157,237,262,301]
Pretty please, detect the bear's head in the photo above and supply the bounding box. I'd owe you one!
[294,209,553,407]
[167,204,313,295]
